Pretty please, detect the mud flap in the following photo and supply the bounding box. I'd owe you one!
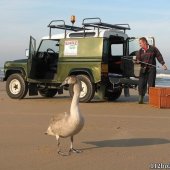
[57,87,63,94]
[29,83,38,96]
[97,76,108,100]
[97,84,106,100]
[124,87,130,97]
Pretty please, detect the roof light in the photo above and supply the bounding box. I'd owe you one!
[71,15,76,25]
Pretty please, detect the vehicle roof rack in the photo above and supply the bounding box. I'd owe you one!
[82,17,130,35]
[47,18,131,39]
[48,20,86,38]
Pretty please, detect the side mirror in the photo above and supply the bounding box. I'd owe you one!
[25,49,29,57]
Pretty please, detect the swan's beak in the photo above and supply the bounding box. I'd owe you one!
[60,81,67,87]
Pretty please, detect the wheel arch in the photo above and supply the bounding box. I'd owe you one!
[68,68,95,83]
[4,68,26,81]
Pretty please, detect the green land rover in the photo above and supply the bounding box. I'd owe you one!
[2,17,154,102]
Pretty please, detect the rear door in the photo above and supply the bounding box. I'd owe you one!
[122,37,155,77]
[127,37,155,56]
[27,36,36,78]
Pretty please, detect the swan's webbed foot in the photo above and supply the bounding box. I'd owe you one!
[69,148,82,154]
[69,136,82,154]
[57,149,82,156]
[58,150,71,156]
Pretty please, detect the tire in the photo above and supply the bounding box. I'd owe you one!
[106,85,122,101]
[6,73,28,99]
[69,75,95,103]
[38,89,58,97]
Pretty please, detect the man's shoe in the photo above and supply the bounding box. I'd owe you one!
[138,95,144,104]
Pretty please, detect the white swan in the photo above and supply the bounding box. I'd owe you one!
[45,76,84,155]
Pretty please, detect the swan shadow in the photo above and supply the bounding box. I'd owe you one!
[82,138,170,150]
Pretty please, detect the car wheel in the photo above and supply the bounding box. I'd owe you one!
[106,86,122,101]
[6,73,28,99]
[69,75,95,103]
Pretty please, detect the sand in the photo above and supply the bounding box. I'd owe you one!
[0,81,170,170]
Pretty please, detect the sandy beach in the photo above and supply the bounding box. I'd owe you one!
[0,81,170,170]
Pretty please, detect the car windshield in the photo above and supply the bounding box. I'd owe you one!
[38,39,59,53]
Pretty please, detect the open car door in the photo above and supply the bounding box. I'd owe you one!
[27,36,36,79]
[122,37,155,78]
[128,36,155,56]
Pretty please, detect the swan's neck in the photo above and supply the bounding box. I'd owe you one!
[70,81,81,116]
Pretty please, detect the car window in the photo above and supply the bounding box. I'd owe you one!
[111,44,123,56]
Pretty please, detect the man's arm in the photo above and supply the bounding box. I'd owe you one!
[154,47,167,70]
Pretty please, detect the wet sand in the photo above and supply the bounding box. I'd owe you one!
[0,82,170,170]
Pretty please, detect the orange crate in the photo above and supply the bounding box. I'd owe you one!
[149,87,170,108]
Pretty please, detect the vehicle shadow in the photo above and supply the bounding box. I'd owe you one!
[82,138,170,150]
[90,95,147,103]
[22,94,148,103]
[23,95,70,100]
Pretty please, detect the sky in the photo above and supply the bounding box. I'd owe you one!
[0,0,170,67]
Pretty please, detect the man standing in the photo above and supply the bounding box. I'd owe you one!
[136,37,167,104]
